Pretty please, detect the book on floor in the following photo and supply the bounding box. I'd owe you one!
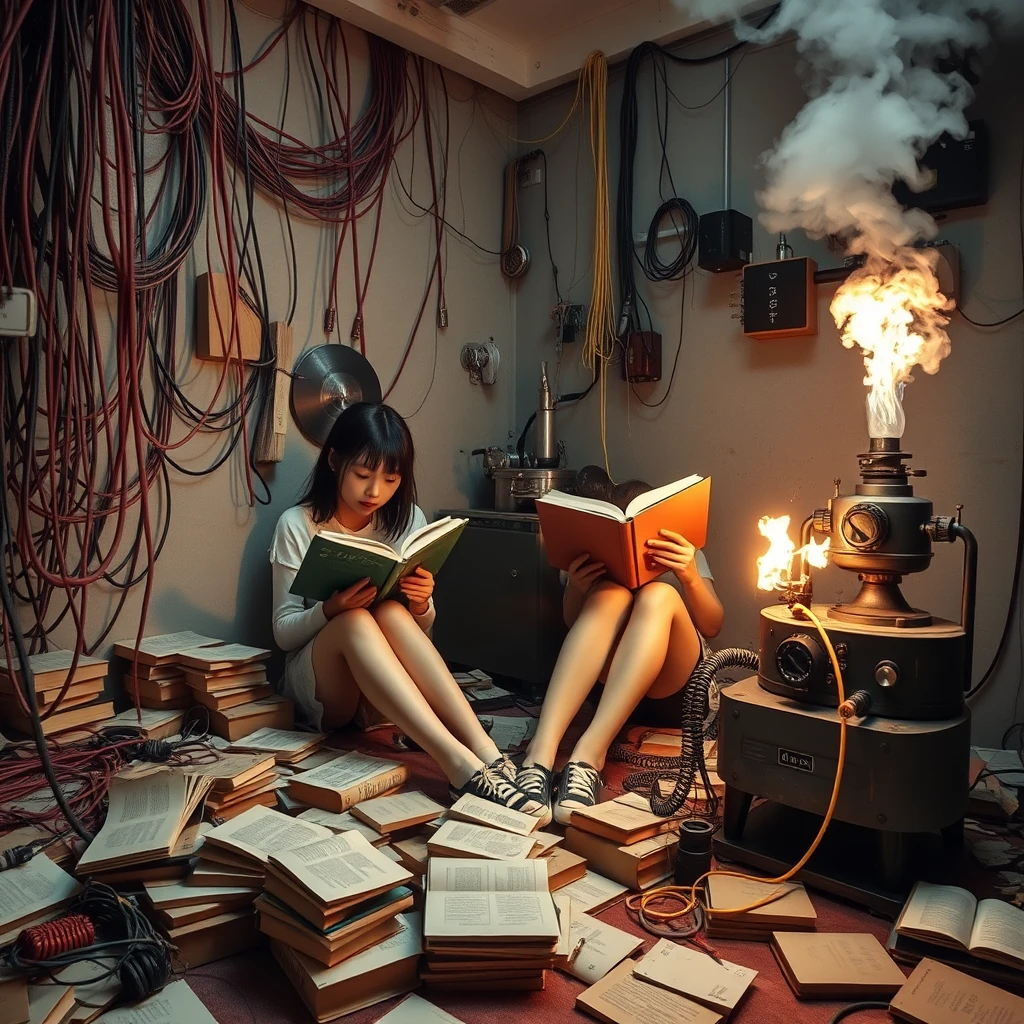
[200,804,334,874]
[889,957,1024,1024]
[107,707,186,739]
[427,820,539,861]
[91,979,220,1023]
[373,994,468,1024]
[536,476,711,590]
[296,808,390,845]
[192,684,273,711]
[349,790,445,834]
[894,880,1024,971]
[227,727,325,764]
[569,792,678,844]
[159,907,261,969]
[271,911,422,1023]
[553,894,643,984]
[545,846,588,891]
[0,649,107,692]
[264,831,413,930]
[286,750,408,813]
[556,870,629,914]
[75,768,212,873]
[424,858,560,947]
[112,632,222,667]
[633,939,756,1018]
[186,751,278,794]
[447,793,541,836]
[704,875,817,939]
[289,516,468,604]
[0,855,81,940]
[176,643,270,673]
[393,835,429,876]
[577,958,724,1024]
[209,695,294,741]
[771,931,907,999]
[563,827,677,890]
[0,699,114,737]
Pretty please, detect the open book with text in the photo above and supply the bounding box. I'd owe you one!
[535,476,711,590]
[290,517,468,604]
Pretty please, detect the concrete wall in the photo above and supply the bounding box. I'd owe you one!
[514,31,1024,744]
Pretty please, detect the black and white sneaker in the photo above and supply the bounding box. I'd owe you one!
[515,764,554,828]
[554,761,603,826]
[489,755,518,783]
[450,763,544,816]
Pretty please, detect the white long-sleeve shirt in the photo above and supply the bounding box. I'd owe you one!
[269,504,436,654]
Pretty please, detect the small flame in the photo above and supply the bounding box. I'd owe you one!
[757,515,830,592]
[831,248,953,438]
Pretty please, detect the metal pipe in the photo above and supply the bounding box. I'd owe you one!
[798,514,814,582]
[723,56,731,210]
[951,523,977,692]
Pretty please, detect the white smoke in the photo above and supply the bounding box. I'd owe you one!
[678,0,1020,258]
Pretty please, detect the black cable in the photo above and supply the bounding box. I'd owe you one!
[957,306,1024,327]
[630,265,687,409]
[827,1002,890,1023]
[641,198,699,281]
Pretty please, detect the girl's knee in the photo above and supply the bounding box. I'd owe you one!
[589,580,634,610]
[321,607,376,642]
[634,580,684,612]
[371,598,411,627]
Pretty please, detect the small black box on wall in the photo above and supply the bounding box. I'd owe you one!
[622,331,662,383]
[892,120,988,215]
[698,209,753,273]
[742,257,818,340]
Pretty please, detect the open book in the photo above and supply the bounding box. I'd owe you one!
[535,476,711,590]
[894,881,1024,970]
[289,517,468,604]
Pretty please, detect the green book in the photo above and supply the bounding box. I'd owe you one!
[289,516,467,604]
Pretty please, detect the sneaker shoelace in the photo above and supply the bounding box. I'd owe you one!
[478,765,537,810]
[517,766,551,800]
[561,763,601,804]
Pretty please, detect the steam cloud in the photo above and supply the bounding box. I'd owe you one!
[678,0,1019,259]
[674,0,1022,436]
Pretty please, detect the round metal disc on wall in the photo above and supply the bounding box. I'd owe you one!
[290,345,382,445]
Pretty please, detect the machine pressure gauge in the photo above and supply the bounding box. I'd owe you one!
[775,634,826,688]
[841,503,889,550]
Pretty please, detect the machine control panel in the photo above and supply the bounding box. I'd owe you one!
[841,502,890,550]
[774,633,826,688]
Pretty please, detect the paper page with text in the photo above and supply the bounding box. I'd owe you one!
[632,939,756,1011]
[969,899,1024,964]
[291,751,403,791]
[447,793,540,836]
[0,854,80,931]
[427,857,548,893]
[205,806,332,864]
[429,820,538,860]
[555,895,643,984]
[88,979,218,1024]
[899,882,976,949]
[270,832,411,903]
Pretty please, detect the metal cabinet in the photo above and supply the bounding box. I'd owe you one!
[432,510,566,691]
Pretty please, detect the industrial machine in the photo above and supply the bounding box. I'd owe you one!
[714,437,977,915]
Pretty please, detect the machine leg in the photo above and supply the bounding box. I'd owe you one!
[940,819,964,852]
[877,830,910,889]
[722,784,753,842]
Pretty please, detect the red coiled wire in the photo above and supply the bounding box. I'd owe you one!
[19,915,96,960]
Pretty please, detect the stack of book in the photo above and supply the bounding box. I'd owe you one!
[771,932,907,999]
[0,649,113,738]
[886,880,1024,994]
[0,853,81,947]
[74,767,213,887]
[422,858,561,990]
[185,751,281,821]
[256,831,415,967]
[272,911,423,1022]
[177,643,276,729]
[350,791,446,839]
[563,792,679,889]
[142,877,260,933]
[107,707,186,740]
[284,750,408,813]
[704,875,817,940]
[227,727,326,766]
[114,631,221,712]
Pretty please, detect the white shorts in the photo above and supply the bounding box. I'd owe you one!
[280,638,325,732]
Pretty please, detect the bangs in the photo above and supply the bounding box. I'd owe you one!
[351,437,405,477]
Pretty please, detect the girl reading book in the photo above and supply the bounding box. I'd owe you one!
[517,466,724,827]
[270,402,542,815]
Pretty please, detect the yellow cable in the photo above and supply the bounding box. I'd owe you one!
[577,52,616,479]
[629,603,848,923]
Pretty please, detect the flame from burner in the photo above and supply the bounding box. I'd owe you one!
[757,515,830,592]
[831,248,953,438]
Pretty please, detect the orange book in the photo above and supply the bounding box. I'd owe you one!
[535,475,711,589]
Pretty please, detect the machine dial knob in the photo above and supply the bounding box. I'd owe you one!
[775,634,825,688]
[841,503,889,550]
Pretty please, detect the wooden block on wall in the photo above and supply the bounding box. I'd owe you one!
[195,272,262,362]
[255,322,293,464]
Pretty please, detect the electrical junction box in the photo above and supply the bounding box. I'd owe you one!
[622,331,662,383]
[0,287,37,337]
[742,257,818,340]
[698,209,752,273]
[893,120,988,215]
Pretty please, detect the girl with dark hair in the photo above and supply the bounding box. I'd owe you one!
[516,466,725,827]
[270,403,543,814]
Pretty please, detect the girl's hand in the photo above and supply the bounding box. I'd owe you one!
[646,530,698,584]
[323,578,377,618]
[400,567,434,616]
[567,553,606,596]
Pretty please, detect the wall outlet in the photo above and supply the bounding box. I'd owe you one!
[0,288,37,336]
[519,166,542,188]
